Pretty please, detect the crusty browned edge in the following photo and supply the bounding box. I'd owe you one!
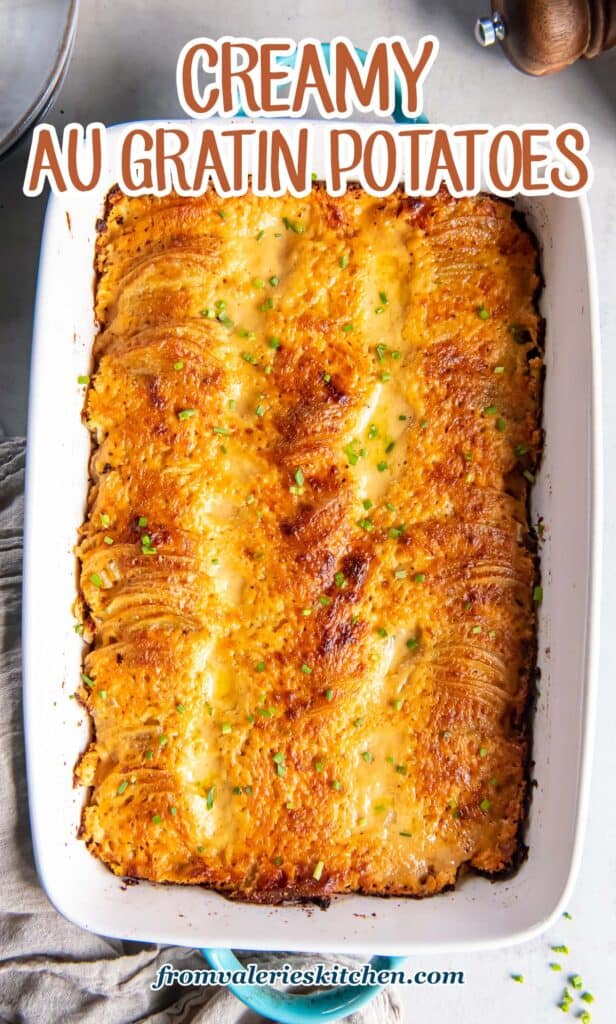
[78,185,544,905]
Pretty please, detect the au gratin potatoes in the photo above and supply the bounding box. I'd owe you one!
[74,185,542,902]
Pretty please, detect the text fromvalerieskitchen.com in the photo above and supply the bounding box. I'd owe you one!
[150,962,465,989]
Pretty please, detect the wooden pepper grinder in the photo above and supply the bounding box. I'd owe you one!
[475,0,616,74]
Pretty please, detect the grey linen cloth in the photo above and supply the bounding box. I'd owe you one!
[0,439,401,1024]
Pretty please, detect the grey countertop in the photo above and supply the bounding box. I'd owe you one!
[1,2,615,1021]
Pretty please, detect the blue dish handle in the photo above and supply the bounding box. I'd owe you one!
[201,948,407,1023]
[204,39,420,1024]
[236,41,428,124]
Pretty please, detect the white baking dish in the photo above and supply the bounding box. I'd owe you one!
[23,119,601,956]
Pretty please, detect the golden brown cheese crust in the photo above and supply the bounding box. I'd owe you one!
[75,186,542,902]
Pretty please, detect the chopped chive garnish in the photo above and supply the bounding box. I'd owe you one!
[376,627,388,638]
[252,278,265,289]
[221,722,232,734]
[511,974,524,983]
[74,623,84,635]
[533,585,543,603]
[201,308,214,318]
[385,441,395,454]
[80,673,94,688]
[471,625,482,634]
[117,780,128,795]
[334,571,346,588]
[375,344,387,362]
[301,663,312,674]
[319,595,331,607]
[151,814,162,824]
[273,752,285,764]
[413,573,426,584]
[406,637,418,650]
[283,216,304,234]
[269,276,280,287]
[358,518,374,531]
[484,405,497,416]
[392,699,403,711]
[394,569,407,579]
[377,461,388,473]
[477,304,490,320]
[339,254,348,268]
[218,314,234,328]
[549,963,562,972]
[524,469,536,484]
[343,440,364,466]
[570,976,583,990]
[480,798,491,811]
[205,786,215,809]
[399,831,412,837]
[323,372,331,383]
[313,860,324,881]
[259,298,274,312]
[399,414,407,421]
[294,467,304,486]
[381,372,392,383]
[581,993,594,1004]
[331,779,341,791]
[325,688,333,701]
[379,291,388,305]
[268,336,281,349]
[362,498,373,510]
[256,404,265,417]
[314,760,324,772]
[480,746,488,757]
[176,703,186,714]
[218,210,226,220]
[173,360,184,370]
[89,573,103,588]
[104,536,114,545]
[178,409,196,420]
[159,735,168,747]
[375,306,385,315]
[362,751,374,763]
[238,328,256,339]
[255,661,266,672]
[256,229,265,241]
[496,417,507,432]
[494,365,505,374]
[388,526,404,539]
[100,513,110,527]
[77,374,90,385]
[302,608,312,616]
[342,323,353,333]
[353,718,364,728]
